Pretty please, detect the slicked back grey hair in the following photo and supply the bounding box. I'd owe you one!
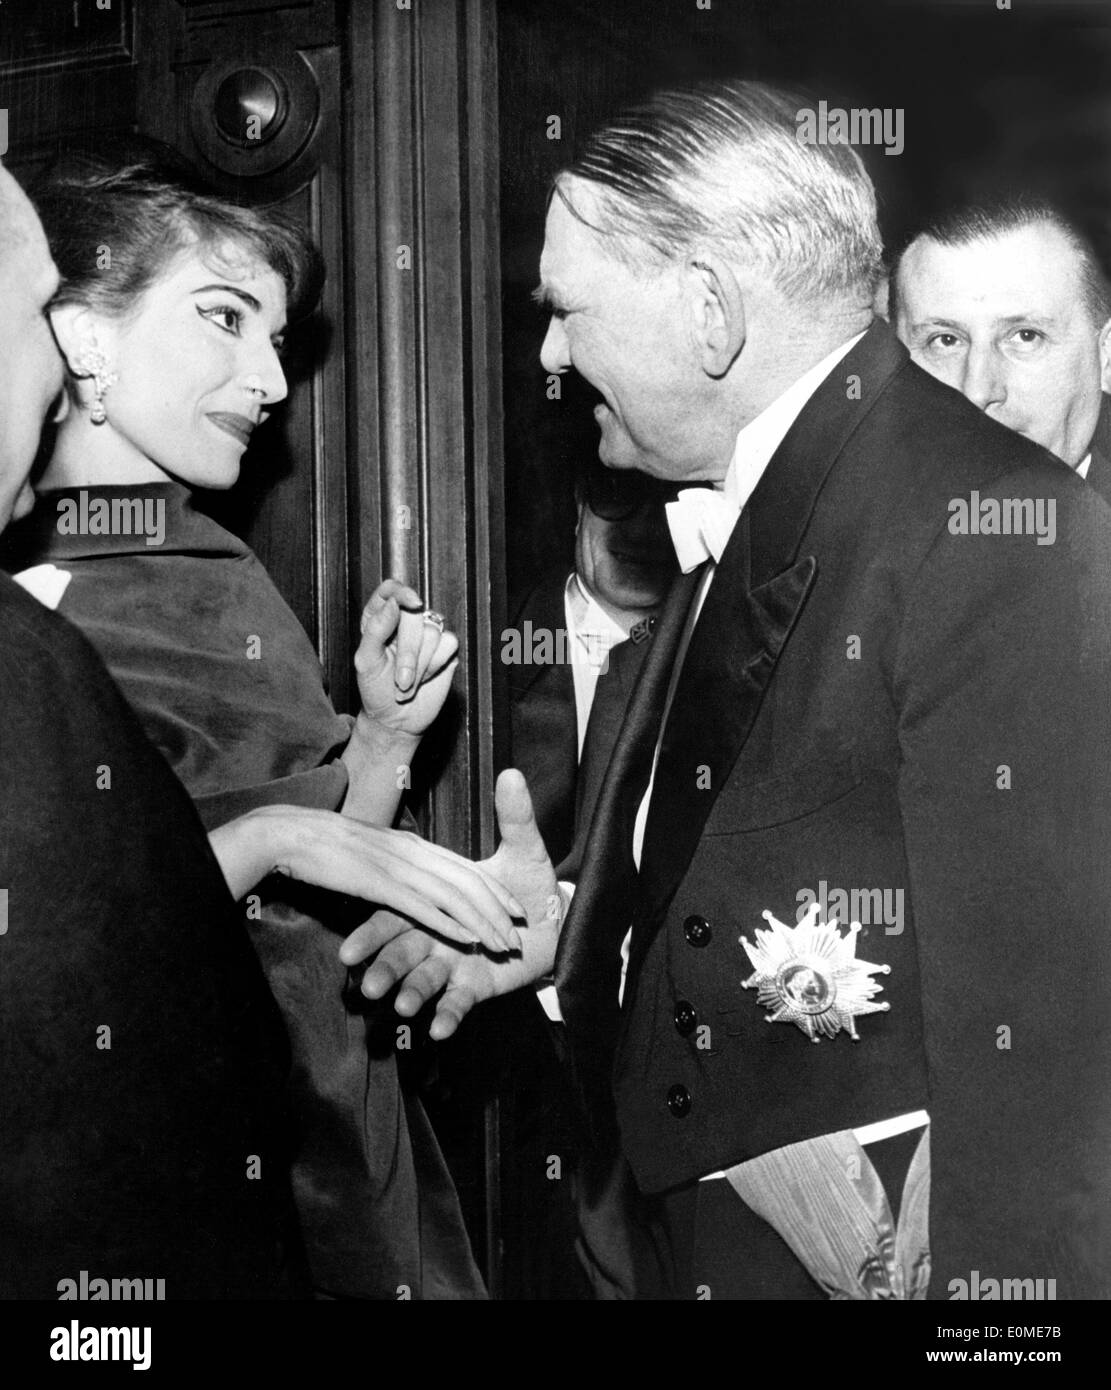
[889,196,1111,328]
[557,80,885,305]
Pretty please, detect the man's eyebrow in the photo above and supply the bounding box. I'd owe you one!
[995,312,1059,329]
[909,312,1061,335]
[907,316,968,333]
[531,282,569,310]
[192,283,263,312]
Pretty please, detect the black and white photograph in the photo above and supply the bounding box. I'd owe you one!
[0,0,1108,1365]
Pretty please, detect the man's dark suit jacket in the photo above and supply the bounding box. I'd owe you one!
[0,574,304,1299]
[507,570,655,1300]
[507,573,580,866]
[508,570,650,874]
[554,321,1111,1298]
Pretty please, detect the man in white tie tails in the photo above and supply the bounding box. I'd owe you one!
[343,80,1111,1300]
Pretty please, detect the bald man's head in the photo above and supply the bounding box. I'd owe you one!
[0,161,64,529]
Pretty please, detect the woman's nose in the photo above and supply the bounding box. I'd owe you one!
[244,341,288,406]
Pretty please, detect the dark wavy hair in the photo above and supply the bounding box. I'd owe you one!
[31,138,324,324]
[889,195,1111,328]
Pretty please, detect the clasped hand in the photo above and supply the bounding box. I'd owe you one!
[338,770,564,1039]
[209,804,526,954]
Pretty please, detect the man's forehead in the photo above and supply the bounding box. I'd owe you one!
[539,196,577,280]
[540,180,611,279]
[900,224,1086,314]
[0,176,57,299]
[0,168,33,248]
[0,160,29,210]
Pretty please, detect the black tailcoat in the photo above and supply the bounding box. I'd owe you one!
[555,322,1111,1297]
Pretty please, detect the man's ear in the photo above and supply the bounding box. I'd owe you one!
[48,303,106,376]
[1098,316,1111,394]
[684,254,745,378]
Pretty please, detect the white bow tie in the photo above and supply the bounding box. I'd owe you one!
[665,487,742,573]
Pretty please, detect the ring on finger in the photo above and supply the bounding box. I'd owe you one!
[422,609,446,634]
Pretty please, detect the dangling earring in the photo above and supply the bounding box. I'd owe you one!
[79,348,118,426]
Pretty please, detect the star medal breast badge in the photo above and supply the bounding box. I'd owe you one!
[740,903,891,1042]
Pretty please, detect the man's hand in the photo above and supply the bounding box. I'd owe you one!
[208,805,524,953]
[340,912,556,1040]
[353,579,459,735]
[478,768,563,928]
[339,770,564,1038]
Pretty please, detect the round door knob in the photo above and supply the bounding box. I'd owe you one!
[190,50,320,181]
[213,69,287,147]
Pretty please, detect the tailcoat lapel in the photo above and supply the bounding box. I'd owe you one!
[635,524,816,935]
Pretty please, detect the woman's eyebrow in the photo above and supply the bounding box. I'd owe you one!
[192,283,263,312]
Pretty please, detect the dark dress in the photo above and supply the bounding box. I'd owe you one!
[0,573,305,1299]
[3,481,485,1300]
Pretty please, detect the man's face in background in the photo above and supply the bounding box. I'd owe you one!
[0,163,65,529]
[575,465,678,621]
[894,222,1111,467]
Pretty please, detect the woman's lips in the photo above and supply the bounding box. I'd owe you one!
[206,413,255,447]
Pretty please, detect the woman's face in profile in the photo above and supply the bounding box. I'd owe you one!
[93,239,289,490]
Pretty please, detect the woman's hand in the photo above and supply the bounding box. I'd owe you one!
[353,579,459,737]
[208,805,525,953]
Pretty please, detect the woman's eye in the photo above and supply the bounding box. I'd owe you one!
[198,304,243,335]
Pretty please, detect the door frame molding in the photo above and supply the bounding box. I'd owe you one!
[345,0,507,1292]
